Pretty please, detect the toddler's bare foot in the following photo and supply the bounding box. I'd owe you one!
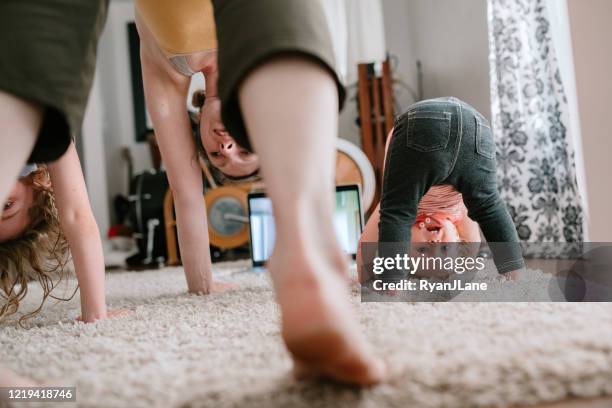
[269,247,386,386]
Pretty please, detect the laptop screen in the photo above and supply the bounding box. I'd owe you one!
[248,185,364,266]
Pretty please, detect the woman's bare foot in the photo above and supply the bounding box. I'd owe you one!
[269,245,386,386]
[238,55,386,386]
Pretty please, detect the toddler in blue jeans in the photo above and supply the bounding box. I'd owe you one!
[370,97,524,276]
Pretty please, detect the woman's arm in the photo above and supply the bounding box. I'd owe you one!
[47,143,107,322]
[137,17,217,294]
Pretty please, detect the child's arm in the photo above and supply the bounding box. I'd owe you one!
[357,203,380,283]
[357,131,393,282]
[47,143,107,322]
[456,207,482,243]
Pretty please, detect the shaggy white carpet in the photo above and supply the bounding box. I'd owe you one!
[1,261,612,408]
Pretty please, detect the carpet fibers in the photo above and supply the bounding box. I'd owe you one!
[1,261,611,408]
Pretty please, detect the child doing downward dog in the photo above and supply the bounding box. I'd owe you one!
[0,143,125,324]
[360,97,524,279]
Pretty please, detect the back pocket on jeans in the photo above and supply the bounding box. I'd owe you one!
[475,118,496,159]
[405,111,452,152]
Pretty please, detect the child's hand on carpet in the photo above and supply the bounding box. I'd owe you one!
[76,308,131,323]
[106,308,132,319]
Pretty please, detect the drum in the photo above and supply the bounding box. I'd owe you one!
[127,169,169,267]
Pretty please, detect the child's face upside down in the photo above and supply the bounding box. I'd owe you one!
[0,180,33,241]
[408,218,469,277]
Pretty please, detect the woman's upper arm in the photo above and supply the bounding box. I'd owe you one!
[137,10,190,105]
[138,25,203,199]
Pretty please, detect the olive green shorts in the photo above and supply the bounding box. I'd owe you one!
[0,0,108,163]
[212,0,346,152]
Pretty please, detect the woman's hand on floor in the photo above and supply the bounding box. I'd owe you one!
[189,281,238,295]
[210,281,238,293]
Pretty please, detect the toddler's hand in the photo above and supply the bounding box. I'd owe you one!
[497,268,525,282]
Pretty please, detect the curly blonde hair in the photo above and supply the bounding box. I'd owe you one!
[0,166,72,324]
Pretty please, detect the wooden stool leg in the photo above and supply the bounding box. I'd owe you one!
[358,59,396,216]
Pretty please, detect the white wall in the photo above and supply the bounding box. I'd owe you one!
[81,0,139,233]
[338,0,420,147]
[82,72,110,234]
[96,0,145,209]
[567,0,612,241]
[381,0,417,93]
[340,0,492,146]
[403,0,491,118]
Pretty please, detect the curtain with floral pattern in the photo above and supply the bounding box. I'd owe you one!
[487,0,585,243]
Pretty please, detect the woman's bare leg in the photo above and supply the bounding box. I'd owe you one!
[239,57,386,385]
[0,91,41,205]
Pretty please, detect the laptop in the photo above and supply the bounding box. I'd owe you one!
[247,184,364,268]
